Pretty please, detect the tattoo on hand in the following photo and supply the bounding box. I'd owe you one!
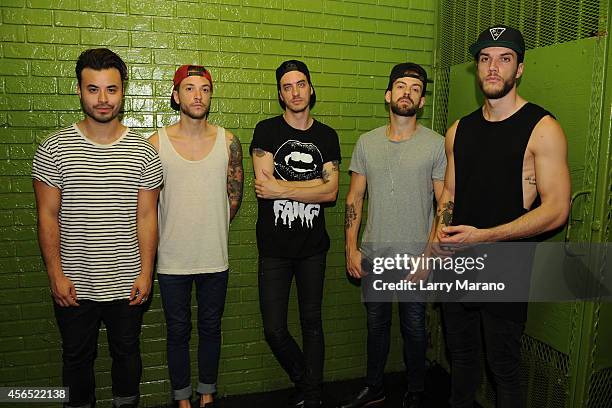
[345,203,357,229]
[252,148,266,158]
[440,201,454,226]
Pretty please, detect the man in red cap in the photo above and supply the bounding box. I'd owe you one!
[149,65,244,408]
[433,25,570,407]
[249,60,341,408]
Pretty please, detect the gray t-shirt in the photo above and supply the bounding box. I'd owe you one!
[349,124,446,257]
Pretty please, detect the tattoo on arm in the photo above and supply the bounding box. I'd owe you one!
[322,168,330,183]
[227,136,244,220]
[440,201,454,227]
[345,203,357,230]
[252,148,266,158]
[331,160,340,172]
[525,176,536,185]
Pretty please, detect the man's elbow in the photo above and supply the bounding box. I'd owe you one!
[323,186,339,203]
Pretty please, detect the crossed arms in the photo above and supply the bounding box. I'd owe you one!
[251,148,339,203]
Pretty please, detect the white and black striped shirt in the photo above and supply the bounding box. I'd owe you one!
[32,124,163,302]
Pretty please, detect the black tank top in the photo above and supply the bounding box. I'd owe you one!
[452,102,552,322]
[453,102,552,230]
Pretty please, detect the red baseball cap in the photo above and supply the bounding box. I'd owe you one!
[170,65,213,111]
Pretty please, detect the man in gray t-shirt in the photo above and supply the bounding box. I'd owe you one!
[340,63,445,408]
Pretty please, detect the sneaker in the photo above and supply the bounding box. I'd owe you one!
[337,386,385,408]
[288,387,305,407]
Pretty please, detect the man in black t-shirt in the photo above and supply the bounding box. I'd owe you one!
[249,60,341,408]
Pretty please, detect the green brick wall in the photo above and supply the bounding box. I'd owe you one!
[0,1,437,406]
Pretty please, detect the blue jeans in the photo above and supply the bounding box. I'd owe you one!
[258,253,326,403]
[364,301,427,392]
[158,271,229,401]
[54,299,144,408]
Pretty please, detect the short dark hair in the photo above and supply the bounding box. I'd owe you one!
[75,48,128,86]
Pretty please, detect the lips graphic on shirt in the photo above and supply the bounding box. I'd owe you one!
[274,140,323,181]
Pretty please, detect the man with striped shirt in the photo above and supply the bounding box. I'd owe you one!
[32,48,163,408]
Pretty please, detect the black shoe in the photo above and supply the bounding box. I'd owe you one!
[402,391,424,408]
[304,401,322,408]
[288,387,305,407]
[337,386,385,408]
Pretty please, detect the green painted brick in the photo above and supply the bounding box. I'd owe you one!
[285,0,323,13]
[242,0,281,8]
[58,113,82,126]
[242,23,282,40]
[5,77,56,94]
[129,0,174,16]
[81,29,129,46]
[27,26,79,44]
[174,34,199,50]
[0,367,27,382]
[410,0,435,10]
[283,26,324,43]
[393,7,434,23]
[410,23,434,38]
[358,4,393,20]
[123,48,153,64]
[261,9,303,26]
[2,0,26,6]
[201,20,242,37]
[323,30,359,46]
[0,95,32,111]
[359,32,393,48]
[0,25,25,42]
[324,0,358,17]
[0,60,28,76]
[27,0,78,10]
[3,8,53,25]
[80,0,126,14]
[54,10,105,28]
[8,112,57,128]
[106,14,152,31]
[13,209,36,225]
[154,17,199,34]
[131,32,174,49]
[56,45,87,61]
[377,20,408,36]
[342,16,377,33]
[9,145,36,160]
[0,129,33,143]
[220,37,263,54]
[33,95,80,111]
[219,4,260,23]
[0,211,12,226]
[31,61,74,77]
[15,241,39,256]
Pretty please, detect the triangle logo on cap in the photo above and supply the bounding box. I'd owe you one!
[489,27,506,40]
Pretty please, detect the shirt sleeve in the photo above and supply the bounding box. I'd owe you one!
[348,136,366,176]
[139,149,163,190]
[31,139,62,188]
[249,120,273,155]
[322,127,342,164]
[432,137,447,181]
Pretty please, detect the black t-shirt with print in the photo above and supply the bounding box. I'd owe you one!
[249,115,341,258]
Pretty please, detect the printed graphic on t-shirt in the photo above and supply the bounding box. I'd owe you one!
[272,140,323,229]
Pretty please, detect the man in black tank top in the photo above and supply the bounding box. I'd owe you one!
[432,26,571,408]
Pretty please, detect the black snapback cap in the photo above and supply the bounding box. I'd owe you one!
[469,25,525,61]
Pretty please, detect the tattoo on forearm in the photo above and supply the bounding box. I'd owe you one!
[525,176,536,185]
[345,203,357,229]
[228,137,244,220]
[322,168,330,183]
[331,160,340,172]
[252,148,266,158]
[440,201,454,226]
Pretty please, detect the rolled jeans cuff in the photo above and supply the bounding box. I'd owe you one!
[197,382,217,395]
[172,385,192,401]
[113,395,139,407]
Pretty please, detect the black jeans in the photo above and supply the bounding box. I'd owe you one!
[364,301,426,392]
[258,253,326,403]
[442,303,525,408]
[54,299,145,408]
[158,271,229,400]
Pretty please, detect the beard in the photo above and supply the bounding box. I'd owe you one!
[390,96,418,117]
[80,100,121,124]
[180,103,209,120]
[478,71,517,99]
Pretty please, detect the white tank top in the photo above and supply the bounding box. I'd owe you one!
[156,126,229,274]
